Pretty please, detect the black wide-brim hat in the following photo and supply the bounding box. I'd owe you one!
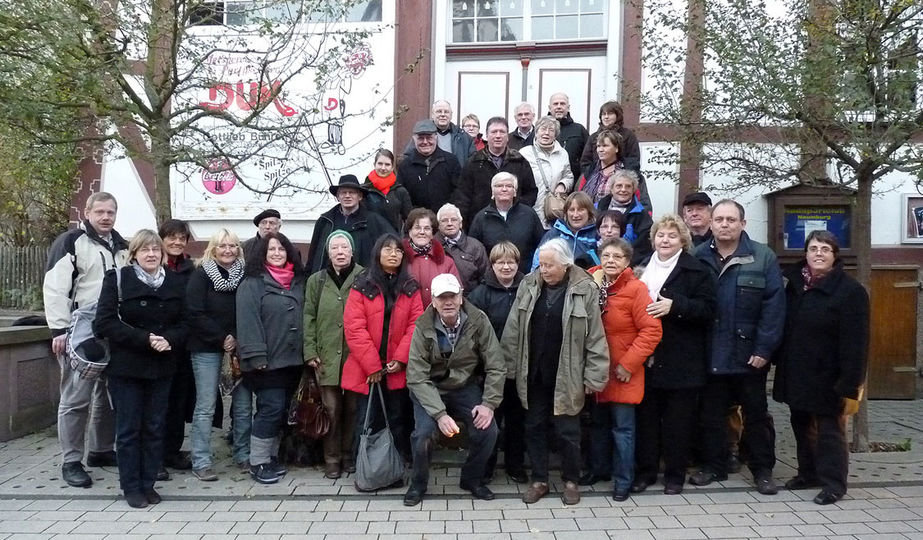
[329,174,368,195]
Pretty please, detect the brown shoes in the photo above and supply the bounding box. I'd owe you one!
[562,481,581,505]
[522,482,549,503]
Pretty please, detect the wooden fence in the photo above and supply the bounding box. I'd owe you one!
[0,245,47,310]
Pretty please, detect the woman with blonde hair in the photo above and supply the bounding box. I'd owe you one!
[632,214,715,495]
[185,229,246,481]
[94,229,187,507]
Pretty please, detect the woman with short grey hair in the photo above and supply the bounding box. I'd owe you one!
[501,237,610,506]
[522,117,574,227]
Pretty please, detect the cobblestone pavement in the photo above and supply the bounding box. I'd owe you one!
[0,400,921,539]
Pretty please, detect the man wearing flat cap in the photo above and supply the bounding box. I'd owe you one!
[306,174,396,274]
[242,209,304,267]
[397,119,463,214]
[682,192,714,247]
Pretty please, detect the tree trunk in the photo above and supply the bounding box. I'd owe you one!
[150,129,172,226]
[851,172,873,452]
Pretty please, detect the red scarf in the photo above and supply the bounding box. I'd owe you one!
[368,170,397,195]
[265,262,295,290]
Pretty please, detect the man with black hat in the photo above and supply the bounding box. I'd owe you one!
[398,119,463,215]
[242,209,282,256]
[306,174,396,274]
[682,192,713,247]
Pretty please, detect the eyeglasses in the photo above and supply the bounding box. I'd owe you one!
[381,246,404,254]
[604,253,629,261]
[807,245,833,254]
[493,260,517,267]
[411,225,433,233]
[218,244,239,250]
[463,124,479,129]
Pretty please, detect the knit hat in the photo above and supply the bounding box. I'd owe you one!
[325,229,355,251]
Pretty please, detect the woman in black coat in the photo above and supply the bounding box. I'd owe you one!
[467,241,527,483]
[235,232,306,484]
[632,215,715,495]
[94,229,187,508]
[773,230,869,505]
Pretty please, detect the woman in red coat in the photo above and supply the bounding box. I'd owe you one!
[587,238,661,502]
[343,233,424,463]
[402,208,462,305]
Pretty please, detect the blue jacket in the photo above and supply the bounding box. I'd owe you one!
[694,231,785,375]
[597,194,653,265]
[531,218,599,270]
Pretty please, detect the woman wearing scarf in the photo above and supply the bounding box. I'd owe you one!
[236,232,306,484]
[93,230,187,508]
[586,238,661,502]
[773,230,869,505]
[303,230,364,479]
[402,208,462,306]
[362,149,412,231]
[185,229,245,482]
[632,215,715,496]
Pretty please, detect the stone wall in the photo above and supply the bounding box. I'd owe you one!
[0,326,57,442]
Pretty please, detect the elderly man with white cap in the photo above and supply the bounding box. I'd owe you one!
[403,273,506,506]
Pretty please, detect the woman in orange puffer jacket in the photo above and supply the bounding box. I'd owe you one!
[586,237,661,502]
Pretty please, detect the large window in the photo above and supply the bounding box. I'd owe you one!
[450,0,606,43]
[191,0,381,27]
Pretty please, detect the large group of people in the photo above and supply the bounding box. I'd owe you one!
[43,93,869,511]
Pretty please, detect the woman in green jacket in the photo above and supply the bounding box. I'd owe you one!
[303,230,364,479]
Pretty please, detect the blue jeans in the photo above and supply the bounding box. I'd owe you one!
[107,375,172,495]
[250,387,288,466]
[231,384,253,464]
[190,352,222,470]
[590,402,636,491]
[409,384,498,491]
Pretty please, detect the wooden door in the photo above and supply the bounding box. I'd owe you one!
[867,266,919,399]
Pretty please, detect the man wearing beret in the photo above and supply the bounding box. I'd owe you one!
[242,209,303,268]
[306,174,396,274]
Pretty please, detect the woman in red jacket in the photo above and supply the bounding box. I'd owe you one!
[588,238,662,502]
[342,233,424,463]
[402,208,462,305]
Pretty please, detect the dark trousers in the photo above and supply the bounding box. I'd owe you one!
[163,355,194,457]
[699,372,776,476]
[636,386,698,486]
[353,385,412,463]
[790,408,848,495]
[251,387,289,440]
[525,382,581,483]
[487,379,526,475]
[409,384,498,490]
[107,375,172,495]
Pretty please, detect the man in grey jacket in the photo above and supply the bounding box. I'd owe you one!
[43,192,128,488]
[404,274,505,506]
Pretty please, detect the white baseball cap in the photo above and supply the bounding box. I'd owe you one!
[431,273,462,297]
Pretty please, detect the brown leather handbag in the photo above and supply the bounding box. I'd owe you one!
[287,367,331,439]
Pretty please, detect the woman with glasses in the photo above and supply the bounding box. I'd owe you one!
[342,233,425,467]
[773,230,869,505]
[93,230,187,508]
[461,114,486,151]
[402,208,462,306]
[585,238,661,502]
[185,229,246,482]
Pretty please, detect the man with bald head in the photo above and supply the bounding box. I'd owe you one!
[548,92,589,180]
[405,100,475,167]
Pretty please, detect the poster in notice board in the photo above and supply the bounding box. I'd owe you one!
[782,206,851,249]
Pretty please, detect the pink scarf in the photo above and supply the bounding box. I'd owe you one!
[265,262,294,290]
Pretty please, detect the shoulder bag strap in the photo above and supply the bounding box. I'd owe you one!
[532,146,552,191]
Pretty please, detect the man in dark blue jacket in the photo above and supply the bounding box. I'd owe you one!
[691,199,785,495]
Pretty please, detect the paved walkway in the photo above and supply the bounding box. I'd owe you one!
[0,400,922,539]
